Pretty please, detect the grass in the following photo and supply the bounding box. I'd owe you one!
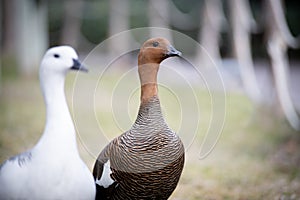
[0,69,299,200]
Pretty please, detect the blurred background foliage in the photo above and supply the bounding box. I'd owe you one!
[44,0,300,58]
[1,0,300,199]
[2,0,300,58]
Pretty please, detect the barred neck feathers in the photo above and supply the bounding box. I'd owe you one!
[133,95,165,128]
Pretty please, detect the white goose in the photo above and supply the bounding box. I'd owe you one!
[0,46,96,199]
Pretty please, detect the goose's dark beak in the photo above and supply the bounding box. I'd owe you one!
[71,58,88,72]
[166,45,182,57]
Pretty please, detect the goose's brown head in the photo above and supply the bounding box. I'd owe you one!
[138,38,181,65]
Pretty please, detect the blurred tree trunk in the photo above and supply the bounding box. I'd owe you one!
[148,0,173,42]
[2,0,17,56]
[61,0,83,49]
[196,0,223,68]
[15,0,48,76]
[108,0,130,57]
[0,1,2,93]
[229,0,262,103]
[265,0,300,130]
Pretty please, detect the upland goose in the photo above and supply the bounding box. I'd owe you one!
[0,46,96,199]
[93,38,185,199]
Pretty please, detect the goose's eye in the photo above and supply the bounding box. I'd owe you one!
[152,42,159,47]
[54,54,60,58]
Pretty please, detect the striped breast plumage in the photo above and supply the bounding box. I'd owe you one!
[94,96,184,200]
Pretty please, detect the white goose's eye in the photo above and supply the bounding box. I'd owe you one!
[54,54,60,58]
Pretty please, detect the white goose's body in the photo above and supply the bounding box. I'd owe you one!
[0,46,95,199]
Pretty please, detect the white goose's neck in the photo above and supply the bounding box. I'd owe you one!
[35,71,78,154]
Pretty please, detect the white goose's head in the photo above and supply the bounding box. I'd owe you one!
[40,46,87,77]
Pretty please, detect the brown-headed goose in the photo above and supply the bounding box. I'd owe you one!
[93,38,185,200]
